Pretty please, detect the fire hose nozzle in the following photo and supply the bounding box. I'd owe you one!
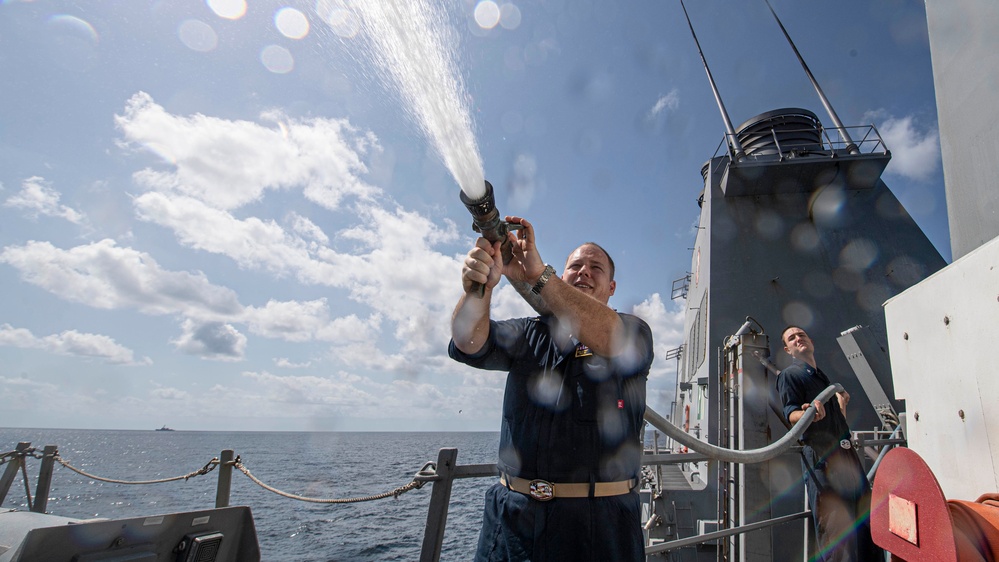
[460,180,521,298]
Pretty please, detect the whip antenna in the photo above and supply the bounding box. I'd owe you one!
[679,0,745,161]
[763,0,859,154]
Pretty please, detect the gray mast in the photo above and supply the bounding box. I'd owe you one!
[678,0,745,161]
[764,0,859,154]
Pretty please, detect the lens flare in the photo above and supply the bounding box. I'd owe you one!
[781,301,815,329]
[275,7,310,40]
[178,20,218,52]
[474,1,501,29]
[208,0,247,20]
[47,14,99,45]
[500,3,522,30]
[260,45,294,74]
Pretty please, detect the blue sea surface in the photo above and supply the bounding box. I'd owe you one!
[0,429,499,561]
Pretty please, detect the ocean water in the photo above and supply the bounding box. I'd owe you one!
[0,429,499,561]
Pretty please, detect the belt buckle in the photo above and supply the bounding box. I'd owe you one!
[529,479,555,501]
[840,439,852,450]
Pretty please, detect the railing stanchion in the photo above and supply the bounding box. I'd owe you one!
[31,445,57,513]
[216,449,234,508]
[0,442,31,506]
[420,447,458,562]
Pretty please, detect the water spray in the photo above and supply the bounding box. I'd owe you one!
[460,180,522,298]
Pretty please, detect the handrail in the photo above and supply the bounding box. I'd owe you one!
[645,510,811,554]
[718,124,888,161]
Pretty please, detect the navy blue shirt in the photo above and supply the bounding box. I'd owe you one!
[449,313,653,483]
[777,358,852,460]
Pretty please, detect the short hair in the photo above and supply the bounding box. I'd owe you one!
[573,242,615,281]
[781,325,805,344]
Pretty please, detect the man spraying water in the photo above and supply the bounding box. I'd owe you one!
[449,216,653,562]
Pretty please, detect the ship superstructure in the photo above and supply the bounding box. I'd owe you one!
[638,3,948,560]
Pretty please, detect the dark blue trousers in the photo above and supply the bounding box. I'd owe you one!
[474,484,644,562]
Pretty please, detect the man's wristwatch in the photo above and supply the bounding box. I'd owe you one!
[531,264,555,295]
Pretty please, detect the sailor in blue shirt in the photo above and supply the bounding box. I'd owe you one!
[777,326,881,562]
[449,216,653,562]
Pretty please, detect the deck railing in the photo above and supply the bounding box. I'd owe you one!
[2,431,904,561]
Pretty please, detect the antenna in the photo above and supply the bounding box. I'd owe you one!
[678,0,745,161]
[763,0,859,154]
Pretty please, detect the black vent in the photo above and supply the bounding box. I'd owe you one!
[734,108,824,156]
[181,532,224,562]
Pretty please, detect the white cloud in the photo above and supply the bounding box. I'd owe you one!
[133,192,339,281]
[864,110,940,182]
[274,357,312,368]
[648,89,680,119]
[629,293,685,411]
[4,176,85,224]
[0,239,244,319]
[0,323,149,365]
[287,212,330,245]
[115,92,381,211]
[151,386,190,400]
[117,96,474,361]
[0,236,384,360]
[172,319,247,361]
[244,299,379,343]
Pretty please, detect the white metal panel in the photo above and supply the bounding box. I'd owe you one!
[884,236,999,501]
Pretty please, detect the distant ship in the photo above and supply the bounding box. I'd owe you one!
[155,425,175,432]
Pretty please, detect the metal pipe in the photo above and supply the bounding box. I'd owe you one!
[867,424,903,481]
[763,0,859,154]
[678,0,746,160]
[645,510,810,554]
[644,384,844,463]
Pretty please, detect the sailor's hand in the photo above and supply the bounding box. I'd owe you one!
[462,238,503,294]
[502,216,546,284]
[804,400,826,421]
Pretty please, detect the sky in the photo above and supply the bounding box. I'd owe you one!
[0,0,946,432]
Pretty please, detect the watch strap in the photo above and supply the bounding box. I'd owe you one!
[531,264,555,295]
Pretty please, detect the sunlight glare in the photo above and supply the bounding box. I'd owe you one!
[47,14,99,44]
[500,3,522,30]
[275,7,310,39]
[323,8,360,38]
[207,0,247,20]
[261,45,294,74]
[178,20,218,52]
[781,301,815,330]
[474,1,501,29]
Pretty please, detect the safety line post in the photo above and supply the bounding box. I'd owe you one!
[216,449,234,508]
[420,447,458,562]
[31,445,57,513]
[0,442,31,506]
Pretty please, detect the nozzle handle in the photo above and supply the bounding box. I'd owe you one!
[467,222,522,298]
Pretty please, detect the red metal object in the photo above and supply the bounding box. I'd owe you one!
[871,447,958,561]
